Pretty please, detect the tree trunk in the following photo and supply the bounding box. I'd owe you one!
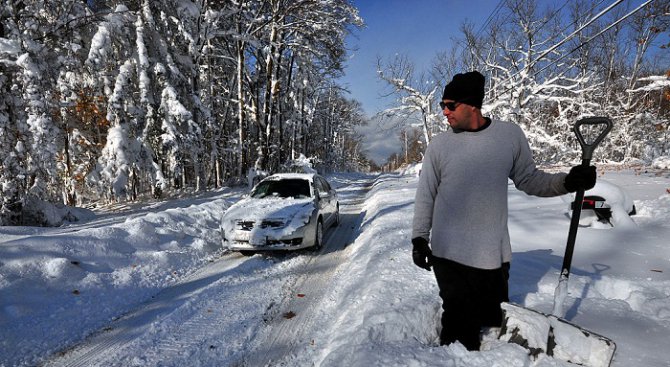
[236,38,247,178]
[262,21,279,171]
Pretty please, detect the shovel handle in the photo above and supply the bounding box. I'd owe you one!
[574,117,613,163]
[560,117,613,282]
[554,117,613,317]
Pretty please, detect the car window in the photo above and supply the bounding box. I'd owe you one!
[318,177,332,192]
[315,177,330,195]
[251,178,311,198]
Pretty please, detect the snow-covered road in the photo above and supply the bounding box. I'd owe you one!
[2,168,669,367]
[40,177,373,367]
[242,184,370,367]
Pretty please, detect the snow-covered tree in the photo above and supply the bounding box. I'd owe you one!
[376,54,441,146]
[0,24,28,224]
[441,0,668,164]
[0,0,93,222]
[0,0,368,218]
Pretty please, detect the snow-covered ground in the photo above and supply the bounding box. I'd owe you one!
[1,168,669,366]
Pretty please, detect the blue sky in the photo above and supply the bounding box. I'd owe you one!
[340,0,501,164]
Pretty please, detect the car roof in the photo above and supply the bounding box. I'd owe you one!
[263,173,319,181]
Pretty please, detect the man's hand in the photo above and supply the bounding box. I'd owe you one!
[564,165,596,192]
[412,237,432,271]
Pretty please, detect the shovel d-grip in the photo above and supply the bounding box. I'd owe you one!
[574,117,614,163]
[553,117,613,317]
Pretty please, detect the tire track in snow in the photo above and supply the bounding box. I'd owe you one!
[240,179,372,367]
[41,254,264,367]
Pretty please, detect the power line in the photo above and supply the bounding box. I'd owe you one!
[487,0,627,94]
[531,0,573,39]
[475,0,613,80]
[478,0,618,47]
[556,0,610,37]
[529,0,624,71]
[475,0,507,38]
[489,0,653,97]
[533,0,654,78]
[528,0,612,43]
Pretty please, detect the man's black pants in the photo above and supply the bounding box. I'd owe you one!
[432,256,510,350]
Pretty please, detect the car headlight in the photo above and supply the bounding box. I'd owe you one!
[260,218,288,228]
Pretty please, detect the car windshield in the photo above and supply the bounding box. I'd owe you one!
[251,178,311,199]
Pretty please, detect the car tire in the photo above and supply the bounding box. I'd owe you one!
[311,218,324,251]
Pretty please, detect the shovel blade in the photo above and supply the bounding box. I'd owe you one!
[499,303,616,367]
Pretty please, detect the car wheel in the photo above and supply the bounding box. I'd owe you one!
[311,218,324,251]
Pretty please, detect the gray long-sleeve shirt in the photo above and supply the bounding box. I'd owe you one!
[412,119,568,270]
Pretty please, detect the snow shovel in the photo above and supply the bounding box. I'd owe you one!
[499,117,616,367]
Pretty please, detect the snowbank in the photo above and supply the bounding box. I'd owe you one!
[0,189,240,366]
[1,169,669,366]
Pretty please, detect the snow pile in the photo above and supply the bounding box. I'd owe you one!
[400,162,422,177]
[20,196,96,226]
[1,170,669,366]
[500,303,615,367]
[560,179,637,228]
[652,156,670,170]
[0,189,240,366]
[549,317,614,367]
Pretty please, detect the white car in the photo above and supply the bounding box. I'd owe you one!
[221,173,339,254]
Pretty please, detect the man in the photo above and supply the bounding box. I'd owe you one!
[411,71,595,351]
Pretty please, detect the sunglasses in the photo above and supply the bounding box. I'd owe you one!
[439,101,461,111]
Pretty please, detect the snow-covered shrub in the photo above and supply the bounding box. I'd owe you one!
[20,195,95,227]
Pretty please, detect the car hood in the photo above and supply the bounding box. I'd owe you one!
[221,197,316,238]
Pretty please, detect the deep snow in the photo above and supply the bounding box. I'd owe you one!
[1,167,669,366]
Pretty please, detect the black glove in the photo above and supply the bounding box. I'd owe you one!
[412,237,432,271]
[564,165,596,192]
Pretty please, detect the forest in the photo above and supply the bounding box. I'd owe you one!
[0,0,668,225]
[0,0,367,225]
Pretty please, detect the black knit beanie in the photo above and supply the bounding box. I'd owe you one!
[442,71,485,109]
